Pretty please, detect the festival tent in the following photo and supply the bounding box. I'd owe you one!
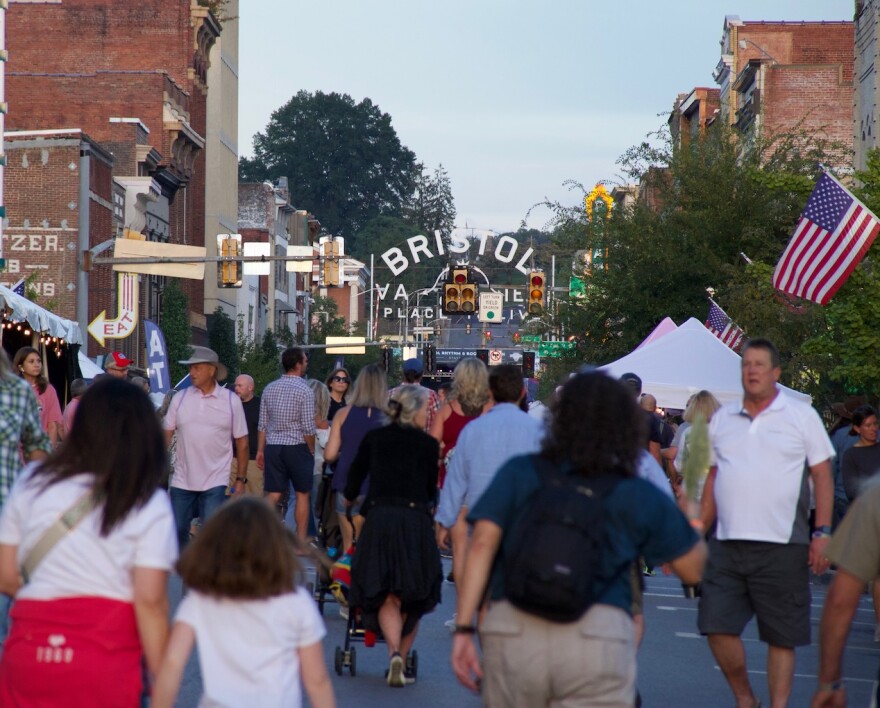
[635,316,677,350]
[599,317,812,409]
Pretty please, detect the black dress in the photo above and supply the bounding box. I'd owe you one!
[344,423,442,636]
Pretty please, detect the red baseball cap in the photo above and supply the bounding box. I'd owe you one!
[104,351,133,371]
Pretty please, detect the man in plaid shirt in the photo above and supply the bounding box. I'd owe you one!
[257,347,315,540]
[0,348,51,648]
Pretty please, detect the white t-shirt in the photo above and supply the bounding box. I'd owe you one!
[0,466,177,601]
[175,587,326,708]
[709,389,834,544]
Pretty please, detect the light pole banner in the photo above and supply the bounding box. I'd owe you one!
[144,320,170,393]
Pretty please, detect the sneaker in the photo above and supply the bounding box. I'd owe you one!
[446,571,455,584]
[404,669,416,685]
[642,566,655,577]
[444,614,458,632]
[387,653,405,687]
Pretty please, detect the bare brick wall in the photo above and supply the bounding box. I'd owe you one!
[736,23,854,83]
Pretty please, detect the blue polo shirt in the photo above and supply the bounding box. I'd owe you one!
[468,454,698,615]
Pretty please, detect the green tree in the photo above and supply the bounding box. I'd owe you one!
[402,163,457,236]
[207,307,239,382]
[159,280,191,385]
[240,91,419,242]
[236,323,281,395]
[542,123,849,400]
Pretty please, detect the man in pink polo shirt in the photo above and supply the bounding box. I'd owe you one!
[163,345,249,549]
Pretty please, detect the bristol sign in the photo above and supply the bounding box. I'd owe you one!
[378,230,534,321]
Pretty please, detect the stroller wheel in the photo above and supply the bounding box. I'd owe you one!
[349,646,357,676]
[334,646,343,676]
[407,650,419,678]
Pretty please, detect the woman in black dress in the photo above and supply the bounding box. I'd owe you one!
[344,384,442,688]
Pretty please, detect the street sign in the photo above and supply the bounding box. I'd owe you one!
[489,348,503,365]
[111,238,206,279]
[538,340,576,358]
[326,336,366,354]
[520,334,541,343]
[478,292,503,323]
[88,272,138,346]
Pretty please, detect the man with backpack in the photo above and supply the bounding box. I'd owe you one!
[450,371,706,707]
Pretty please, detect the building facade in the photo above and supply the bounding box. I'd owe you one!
[5,0,222,358]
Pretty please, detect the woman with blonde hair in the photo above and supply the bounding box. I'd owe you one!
[344,384,442,687]
[324,364,388,552]
[673,390,722,500]
[430,357,490,590]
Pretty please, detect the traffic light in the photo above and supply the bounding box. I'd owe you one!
[522,351,536,378]
[381,347,393,372]
[460,281,477,313]
[217,234,242,288]
[424,343,436,374]
[528,270,545,315]
[476,349,489,365]
[443,267,470,314]
[322,239,340,286]
[443,283,461,314]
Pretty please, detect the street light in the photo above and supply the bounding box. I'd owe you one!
[738,38,779,64]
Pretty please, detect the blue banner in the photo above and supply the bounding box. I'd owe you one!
[144,320,170,393]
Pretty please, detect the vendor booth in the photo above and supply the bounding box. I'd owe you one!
[600,318,811,409]
[0,284,84,404]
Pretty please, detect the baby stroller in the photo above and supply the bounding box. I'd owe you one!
[311,464,344,615]
[332,510,419,680]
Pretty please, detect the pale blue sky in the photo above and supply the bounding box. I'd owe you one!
[239,1,853,234]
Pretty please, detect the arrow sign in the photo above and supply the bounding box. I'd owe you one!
[88,272,138,347]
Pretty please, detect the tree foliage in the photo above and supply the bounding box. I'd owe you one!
[159,280,191,386]
[402,163,457,237]
[207,307,239,382]
[240,91,419,242]
[542,123,852,402]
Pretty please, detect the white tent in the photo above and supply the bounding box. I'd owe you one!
[599,318,811,409]
[77,352,103,378]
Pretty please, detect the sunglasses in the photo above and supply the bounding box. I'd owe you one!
[332,376,350,383]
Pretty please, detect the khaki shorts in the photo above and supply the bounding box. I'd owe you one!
[229,459,264,497]
[480,600,635,708]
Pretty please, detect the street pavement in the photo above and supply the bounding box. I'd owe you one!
[172,560,879,706]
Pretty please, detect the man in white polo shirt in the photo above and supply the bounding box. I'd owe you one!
[698,338,834,708]
[164,345,249,549]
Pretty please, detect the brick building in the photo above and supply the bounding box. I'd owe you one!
[855,0,880,172]
[5,0,222,358]
[714,16,853,155]
[238,180,321,341]
[668,88,721,148]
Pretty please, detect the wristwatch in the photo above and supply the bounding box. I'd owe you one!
[235,476,248,484]
[817,679,843,691]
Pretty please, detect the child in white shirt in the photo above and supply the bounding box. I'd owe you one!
[152,497,335,708]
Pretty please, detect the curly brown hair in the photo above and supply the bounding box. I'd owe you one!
[541,371,644,478]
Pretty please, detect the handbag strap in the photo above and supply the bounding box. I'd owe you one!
[21,491,98,584]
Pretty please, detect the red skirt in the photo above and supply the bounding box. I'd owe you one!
[0,596,143,707]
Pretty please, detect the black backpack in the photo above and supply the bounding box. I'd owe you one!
[503,455,619,623]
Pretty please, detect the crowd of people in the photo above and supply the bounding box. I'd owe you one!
[0,338,876,706]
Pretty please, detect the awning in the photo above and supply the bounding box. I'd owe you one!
[0,284,84,345]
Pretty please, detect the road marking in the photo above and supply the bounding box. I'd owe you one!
[715,667,876,684]
[656,605,697,612]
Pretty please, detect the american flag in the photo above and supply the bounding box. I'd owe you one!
[772,172,880,305]
[11,279,24,296]
[706,300,745,351]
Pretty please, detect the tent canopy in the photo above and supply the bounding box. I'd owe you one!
[635,317,677,350]
[599,318,811,409]
[0,284,83,345]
